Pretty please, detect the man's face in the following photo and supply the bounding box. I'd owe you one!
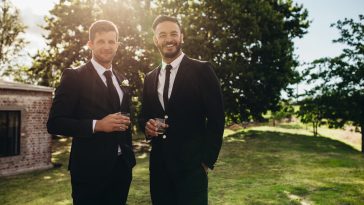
[88,31,118,67]
[153,21,184,59]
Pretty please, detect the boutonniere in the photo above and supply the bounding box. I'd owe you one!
[120,79,130,88]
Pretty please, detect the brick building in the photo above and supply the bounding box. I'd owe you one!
[0,79,54,176]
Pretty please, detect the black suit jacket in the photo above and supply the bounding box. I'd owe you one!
[139,55,224,173]
[47,62,136,180]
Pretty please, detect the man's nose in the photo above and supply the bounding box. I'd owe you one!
[165,37,174,43]
[104,43,113,49]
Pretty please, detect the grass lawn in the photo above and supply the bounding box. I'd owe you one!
[1,126,364,205]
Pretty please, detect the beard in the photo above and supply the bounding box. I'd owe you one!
[158,41,182,59]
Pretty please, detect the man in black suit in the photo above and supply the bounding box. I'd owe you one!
[139,15,225,205]
[47,20,135,205]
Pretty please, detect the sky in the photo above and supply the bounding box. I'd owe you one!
[10,0,57,56]
[7,0,364,93]
[293,0,364,62]
[292,0,363,95]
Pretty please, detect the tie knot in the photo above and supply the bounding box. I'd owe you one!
[165,64,172,71]
[104,70,112,79]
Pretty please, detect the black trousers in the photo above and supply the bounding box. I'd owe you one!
[71,156,132,205]
[150,161,208,205]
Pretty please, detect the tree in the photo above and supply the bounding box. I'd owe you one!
[0,0,27,75]
[152,0,309,123]
[296,98,324,136]
[303,15,364,152]
[270,100,295,127]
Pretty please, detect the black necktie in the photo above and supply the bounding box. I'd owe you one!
[104,70,120,112]
[163,64,172,111]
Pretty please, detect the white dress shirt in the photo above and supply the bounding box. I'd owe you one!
[158,52,185,110]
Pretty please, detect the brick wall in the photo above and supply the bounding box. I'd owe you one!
[0,89,53,176]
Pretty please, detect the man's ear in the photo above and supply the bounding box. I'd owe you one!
[181,33,184,44]
[153,35,158,46]
[87,40,93,50]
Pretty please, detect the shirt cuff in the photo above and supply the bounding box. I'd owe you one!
[92,120,97,133]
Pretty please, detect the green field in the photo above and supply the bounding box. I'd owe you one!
[1,125,363,205]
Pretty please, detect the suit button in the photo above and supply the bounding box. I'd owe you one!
[164,115,168,119]
[163,135,166,139]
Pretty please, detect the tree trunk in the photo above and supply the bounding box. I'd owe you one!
[313,122,317,136]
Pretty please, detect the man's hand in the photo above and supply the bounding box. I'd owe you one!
[95,112,130,133]
[145,119,168,137]
[145,119,158,137]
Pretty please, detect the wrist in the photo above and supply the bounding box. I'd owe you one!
[94,120,102,132]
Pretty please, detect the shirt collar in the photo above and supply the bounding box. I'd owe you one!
[161,52,185,70]
[91,58,113,77]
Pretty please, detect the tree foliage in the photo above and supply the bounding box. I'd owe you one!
[270,100,295,127]
[0,0,27,74]
[18,0,309,124]
[296,98,324,136]
[303,15,364,150]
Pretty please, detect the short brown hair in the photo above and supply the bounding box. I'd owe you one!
[152,15,182,31]
[89,20,119,41]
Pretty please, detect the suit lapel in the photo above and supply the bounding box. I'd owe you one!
[87,62,121,111]
[113,70,129,110]
[86,62,108,91]
[151,65,165,111]
[168,56,189,107]
[84,62,115,113]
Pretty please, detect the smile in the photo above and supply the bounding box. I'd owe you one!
[165,44,175,48]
